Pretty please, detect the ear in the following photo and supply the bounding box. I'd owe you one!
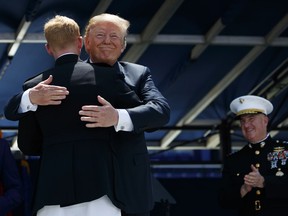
[45,44,53,56]
[84,36,90,53]
[263,115,269,127]
[121,37,127,53]
[78,36,83,50]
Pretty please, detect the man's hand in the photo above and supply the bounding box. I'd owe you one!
[244,164,265,188]
[240,183,252,198]
[240,164,265,197]
[29,75,69,105]
[79,95,119,128]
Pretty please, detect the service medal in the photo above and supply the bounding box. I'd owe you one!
[276,168,284,176]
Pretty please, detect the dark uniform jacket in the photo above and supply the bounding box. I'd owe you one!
[0,139,22,215]
[219,135,288,216]
[4,54,170,214]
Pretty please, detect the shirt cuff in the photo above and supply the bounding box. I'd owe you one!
[114,109,133,132]
[19,89,38,113]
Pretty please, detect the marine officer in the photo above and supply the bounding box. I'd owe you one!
[219,95,288,215]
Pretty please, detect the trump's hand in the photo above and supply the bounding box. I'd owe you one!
[29,75,69,105]
[79,95,119,128]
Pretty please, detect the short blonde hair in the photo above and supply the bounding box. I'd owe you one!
[44,15,80,49]
[85,13,130,39]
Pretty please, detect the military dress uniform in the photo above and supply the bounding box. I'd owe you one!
[219,95,288,216]
[220,135,288,215]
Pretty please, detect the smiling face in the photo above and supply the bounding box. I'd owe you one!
[84,21,126,66]
[239,113,269,143]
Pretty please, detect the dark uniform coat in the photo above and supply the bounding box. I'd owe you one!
[219,135,288,216]
[4,55,170,215]
[0,139,22,215]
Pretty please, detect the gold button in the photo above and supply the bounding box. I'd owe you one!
[255,163,260,168]
[255,150,260,155]
[256,190,261,195]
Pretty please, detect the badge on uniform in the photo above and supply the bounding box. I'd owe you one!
[267,146,286,176]
[276,168,284,176]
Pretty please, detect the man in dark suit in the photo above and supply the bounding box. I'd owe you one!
[219,95,288,215]
[4,14,170,216]
[81,13,170,216]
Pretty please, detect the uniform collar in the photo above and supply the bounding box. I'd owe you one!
[55,54,79,66]
[248,134,270,149]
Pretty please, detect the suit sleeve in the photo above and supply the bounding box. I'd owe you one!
[125,68,170,133]
[0,140,22,215]
[4,74,42,121]
[5,74,43,156]
[4,92,29,121]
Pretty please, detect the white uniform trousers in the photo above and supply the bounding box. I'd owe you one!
[37,195,121,216]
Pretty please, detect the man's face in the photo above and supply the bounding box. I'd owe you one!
[84,21,125,66]
[239,113,268,143]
